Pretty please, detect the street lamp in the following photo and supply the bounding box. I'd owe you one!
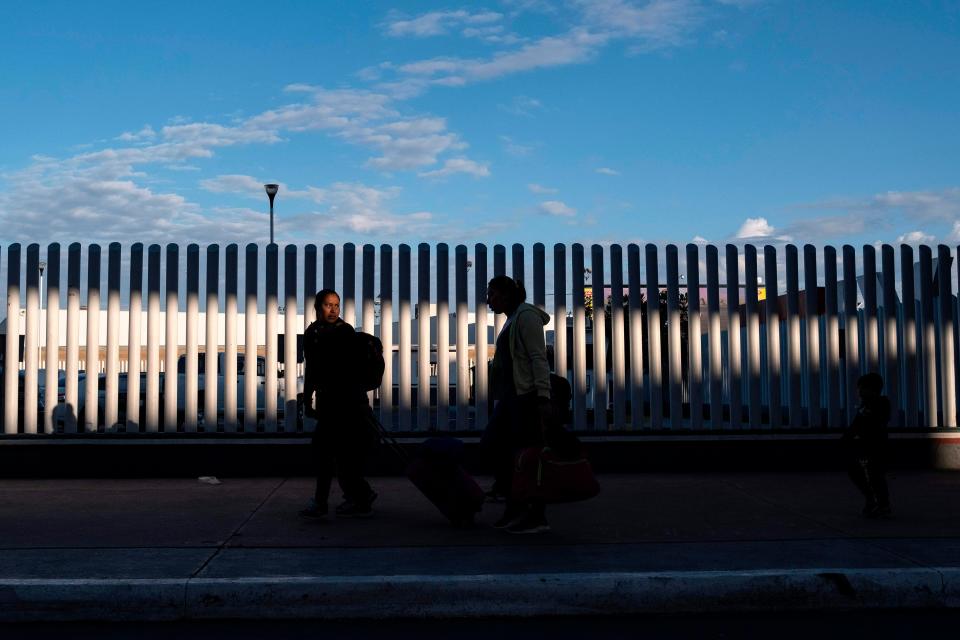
[264,183,279,245]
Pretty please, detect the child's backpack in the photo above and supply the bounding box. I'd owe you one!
[355,331,385,392]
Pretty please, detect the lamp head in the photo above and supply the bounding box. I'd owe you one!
[264,183,279,205]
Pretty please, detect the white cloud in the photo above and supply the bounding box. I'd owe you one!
[735,217,775,239]
[539,200,577,217]
[575,0,703,49]
[418,158,491,178]
[116,125,156,142]
[528,183,557,194]
[385,10,503,37]
[200,174,270,196]
[897,230,936,244]
[949,221,960,243]
[500,135,534,157]
[692,235,709,244]
[596,167,621,176]
[498,95,543,116]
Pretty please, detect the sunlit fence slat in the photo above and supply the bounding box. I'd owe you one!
[803,244,821,428]
[572,244,588,430]
[665,245,682,428]
[726,244,742,428]
[938,244,957,427]
[436,243,450,431]
[591,244,608,430]
[686,244,703,429]
[744,244,761,429]
[824,246,841,428]
[764,245,782,429]
[610,244,627,429]
[45,243,62,434]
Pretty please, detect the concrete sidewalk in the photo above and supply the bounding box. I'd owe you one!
[1,472,959,620]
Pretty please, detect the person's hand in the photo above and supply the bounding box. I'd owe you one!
[537,397,553,428]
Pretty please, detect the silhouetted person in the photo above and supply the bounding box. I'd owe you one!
[299,289,378,519]
[843,372,892,518]
[482,275,553,534]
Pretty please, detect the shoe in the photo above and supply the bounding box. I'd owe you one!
[506,512,551,534]
[864,503,893,519]
[336,491,378,518]
[493,506,524,529]
[298,499,328,519]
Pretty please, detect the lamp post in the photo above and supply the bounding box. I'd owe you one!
[264,183,279,245]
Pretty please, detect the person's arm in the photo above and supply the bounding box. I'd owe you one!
[517,311,552,400]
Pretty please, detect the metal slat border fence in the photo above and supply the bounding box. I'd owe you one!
[1,242,958,436]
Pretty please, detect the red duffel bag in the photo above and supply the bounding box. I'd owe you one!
[512,446,601,504]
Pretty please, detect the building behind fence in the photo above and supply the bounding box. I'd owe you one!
[1,242,958,436]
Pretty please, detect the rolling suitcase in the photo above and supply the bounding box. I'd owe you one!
[371,418,484,526]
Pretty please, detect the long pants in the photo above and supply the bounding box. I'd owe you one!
[482,392,546,517]
[312,402,375,506]
[848,456,890,507]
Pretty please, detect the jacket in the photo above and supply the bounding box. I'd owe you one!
[497,302,552,399]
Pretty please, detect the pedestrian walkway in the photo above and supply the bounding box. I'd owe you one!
[1,472,959,621]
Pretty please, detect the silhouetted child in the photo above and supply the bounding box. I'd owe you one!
[843,373,892,518]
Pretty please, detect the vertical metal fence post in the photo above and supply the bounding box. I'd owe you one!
[265,244,278,432]
[4,244,20,434]
[126,244,143,432]
[938,244,956,427]
[900,245,918,428]
[163,244,179,432]
[105,243,122,430]
[24,245,40,434]
[493,245,506,340]
[881,245,900,427]
[726,244,742,428]
[417,243,431,431]
[554,244,568,381]
[284,245,298,432]
[398,244,412,431]
[322,244,336,292]
[362,245,376,408]
[786,245,802,427]
[533,243,546,311]
[475,244,489,430]
[919,246,937,427]
[86,244,102,432]
[206,245,220,432]
[64,244,81,434]
[863,245,880,374]
[244,244,258,432]
[342,243,356,329]
[436,243,450,430]
[824,246,841,428]
[145,245,161,433]
[380,245,395,427]
[184,244,200,432]
[665,245,682,428]
[455,245,469,431]
[686,244,703,429]
[744,244,761,428]
[706,245,722,428]
[591,244,608,430]
[842,245,861,424]
[224,245,238,431]
[645,244,663,429]
[304,245,317,329]
[44,243,62,434]
[571,244,588,430]
[803,244,821,428]
[763,246,782,428]
[610,244,627,429]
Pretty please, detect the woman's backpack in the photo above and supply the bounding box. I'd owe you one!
[355,332,386,391]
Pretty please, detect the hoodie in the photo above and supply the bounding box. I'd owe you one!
[494,302,552,399]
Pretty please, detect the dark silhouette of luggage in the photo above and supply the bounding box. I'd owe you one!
[371,420,483,526]
[355,332,385,391]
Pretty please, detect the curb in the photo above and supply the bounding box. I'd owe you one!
[2,568,959,622]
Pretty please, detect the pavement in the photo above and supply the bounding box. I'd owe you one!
[1,470,960,621]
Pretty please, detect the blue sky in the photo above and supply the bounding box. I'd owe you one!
[1,0,959,249]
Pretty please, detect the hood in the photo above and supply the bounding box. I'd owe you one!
[514,302,551,326]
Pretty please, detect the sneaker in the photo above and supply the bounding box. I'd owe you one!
[505,512,551,534]
[493,504,525,529]
[298,499,329,519]
[336,491,378,518]
[864,503,893,519]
